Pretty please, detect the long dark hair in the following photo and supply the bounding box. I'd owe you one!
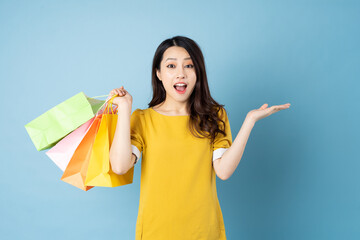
[148,35,228,143]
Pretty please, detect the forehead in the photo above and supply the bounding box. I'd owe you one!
[162,46,191,60]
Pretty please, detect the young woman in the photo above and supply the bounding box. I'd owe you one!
[108,36,290,240]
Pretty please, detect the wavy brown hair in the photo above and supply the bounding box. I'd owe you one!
[148,35,229,143]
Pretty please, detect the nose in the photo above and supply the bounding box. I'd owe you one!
[176,67,185,79]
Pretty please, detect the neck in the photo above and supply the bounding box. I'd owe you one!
[157,97,189,114]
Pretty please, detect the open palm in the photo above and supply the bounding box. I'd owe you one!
[247,103,291,122]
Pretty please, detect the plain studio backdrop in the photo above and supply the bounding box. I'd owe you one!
[0,0,359,239]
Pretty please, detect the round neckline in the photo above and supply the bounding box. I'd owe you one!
[149,107,190,117]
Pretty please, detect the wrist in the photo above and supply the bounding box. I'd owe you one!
[245,114,256,126]
[117,103,132,114]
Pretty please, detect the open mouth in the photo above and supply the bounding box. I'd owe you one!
[173,84,187,93]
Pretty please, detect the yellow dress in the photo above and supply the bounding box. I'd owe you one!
[130,107,232,240]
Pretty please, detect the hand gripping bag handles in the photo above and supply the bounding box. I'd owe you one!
[84,95,135,188]
[59,95,111,191]
[25,92,105,151]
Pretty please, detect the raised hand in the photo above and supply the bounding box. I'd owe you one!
[109,86,133,107]
[247,103,291,123]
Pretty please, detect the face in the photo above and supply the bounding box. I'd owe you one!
[156,46,197,104]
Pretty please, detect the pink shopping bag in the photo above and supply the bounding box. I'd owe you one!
[45,117,94,171]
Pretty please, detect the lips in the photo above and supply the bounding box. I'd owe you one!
[174,85,187,94]
[173,82,187,91]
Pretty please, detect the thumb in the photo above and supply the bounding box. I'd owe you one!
[260,103,268,109]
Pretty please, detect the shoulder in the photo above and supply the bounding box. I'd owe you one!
[130,108,147,131]
[132,108,146,115]
[131,108,147,124]
[213,106,229,120]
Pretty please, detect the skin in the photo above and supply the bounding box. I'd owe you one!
[153,46,197,115]
[108,46,291,180]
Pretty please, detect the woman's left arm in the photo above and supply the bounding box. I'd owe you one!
[214,103,291,180]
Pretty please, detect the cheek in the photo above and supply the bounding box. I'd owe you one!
[189,83,196,91]
[163,81,174,91]
[163,71,176,78]
[189,72,197,85]
[189,71,197,81]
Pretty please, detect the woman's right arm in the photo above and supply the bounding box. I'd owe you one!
[108,87,136,175]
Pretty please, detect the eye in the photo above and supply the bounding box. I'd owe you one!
[186,64,194,68]
[167,64,175,68]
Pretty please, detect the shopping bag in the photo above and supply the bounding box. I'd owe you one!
[45,117,94,172]
[60,113,103,191]
[25,92,105,151]
[84,96,134,187]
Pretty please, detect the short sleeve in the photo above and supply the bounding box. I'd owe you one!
[130,109,145,165]
[212,107,232,162]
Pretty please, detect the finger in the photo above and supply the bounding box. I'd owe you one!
[260,104,267,110]
[272,106,282,112]
[260,103,268,109]
[277,105,287,109]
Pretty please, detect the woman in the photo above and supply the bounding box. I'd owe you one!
[109,36,290,239]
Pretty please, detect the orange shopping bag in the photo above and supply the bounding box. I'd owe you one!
[84,96,134,187]
[60,113,102,191]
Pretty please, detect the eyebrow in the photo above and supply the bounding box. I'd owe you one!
[165,57,192,62]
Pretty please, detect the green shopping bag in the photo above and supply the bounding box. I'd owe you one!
[25,92,106,151]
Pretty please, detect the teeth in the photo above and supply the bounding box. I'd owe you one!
[174,83,187,87]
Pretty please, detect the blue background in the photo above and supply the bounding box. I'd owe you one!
[1,0,359,239]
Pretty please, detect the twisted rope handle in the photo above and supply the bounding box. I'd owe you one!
[86,93,119,116]
[104,95,118,114]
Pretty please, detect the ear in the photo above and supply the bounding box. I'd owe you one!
[156,69,161,81]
